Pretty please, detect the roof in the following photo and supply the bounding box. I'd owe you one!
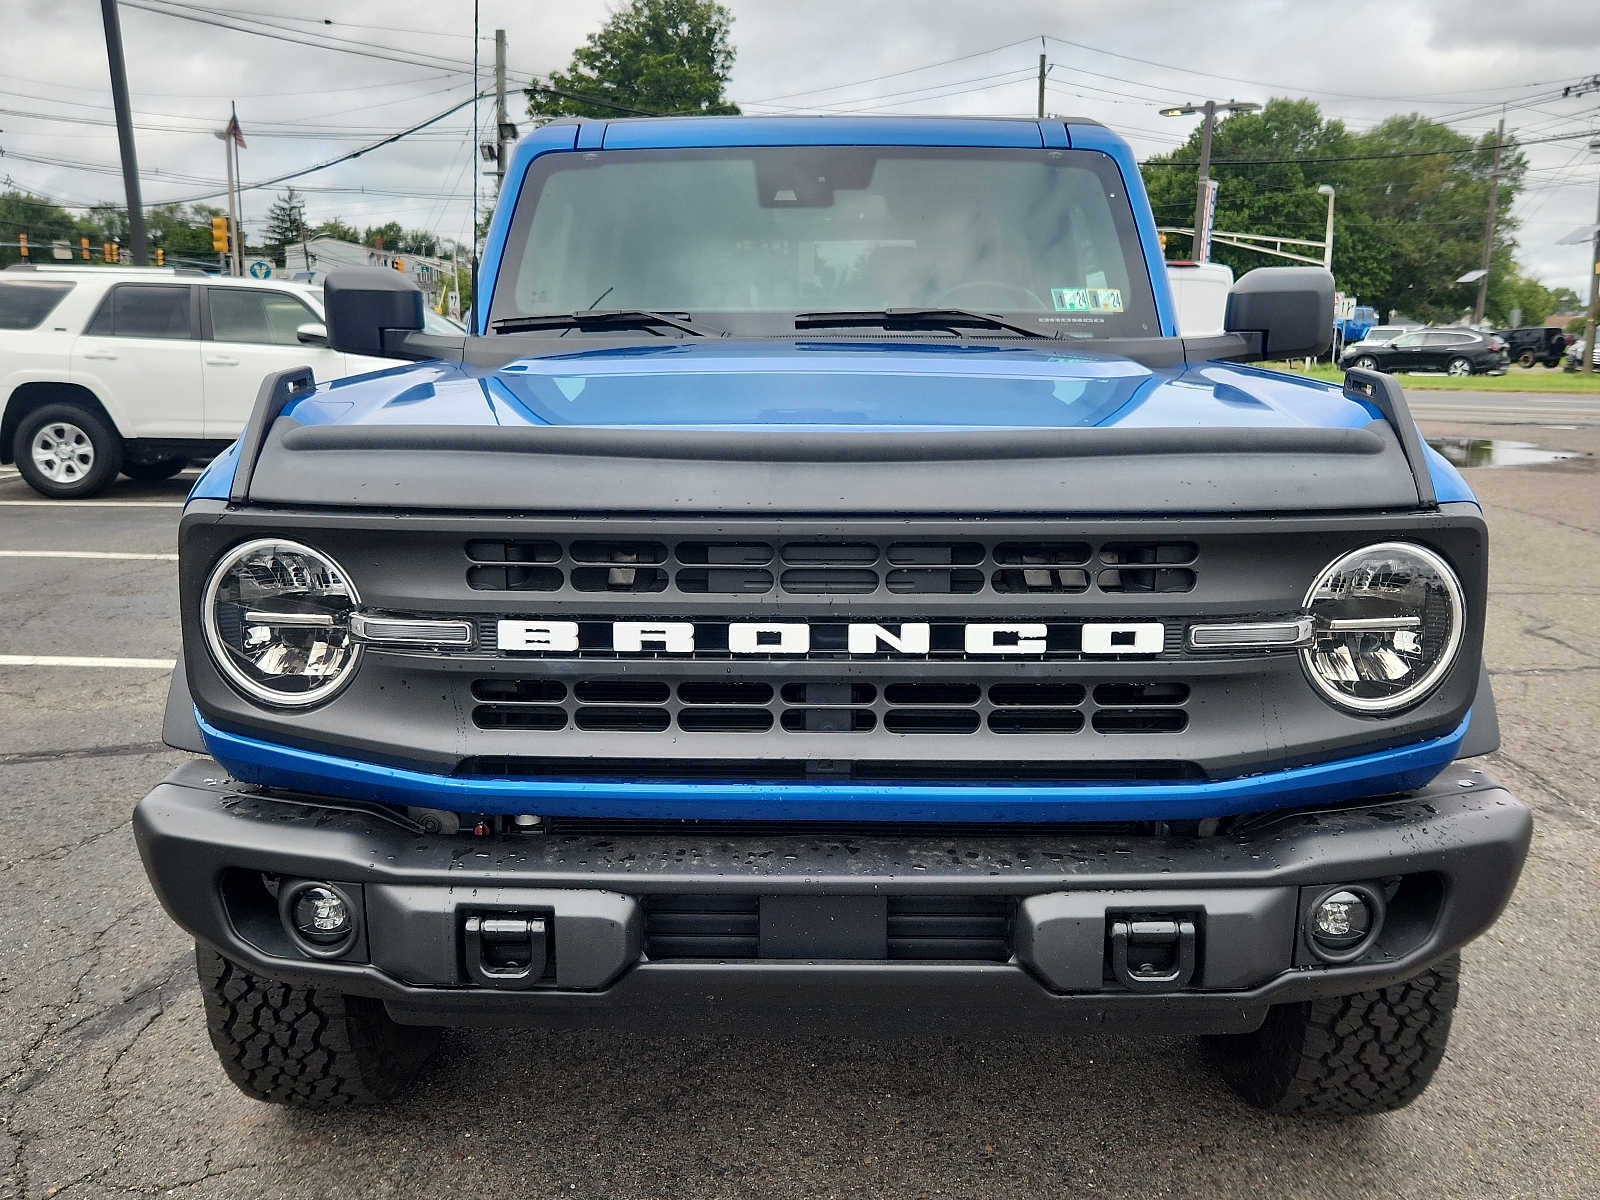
[543,114,1112,151]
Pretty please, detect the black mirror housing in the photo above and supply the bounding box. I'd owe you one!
[1223,266,1334,360]
[324,269,424,357]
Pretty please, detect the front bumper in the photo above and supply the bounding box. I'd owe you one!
[134,759,1530,1036]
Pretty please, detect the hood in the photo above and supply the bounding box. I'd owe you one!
[235,342,1453,515]
[292,341,1379,434]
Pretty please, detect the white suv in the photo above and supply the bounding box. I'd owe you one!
[0,265,397,498]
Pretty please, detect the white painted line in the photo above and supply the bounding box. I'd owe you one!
[0,500,184,508]
[0,654,175,669]
[0,550,177,561]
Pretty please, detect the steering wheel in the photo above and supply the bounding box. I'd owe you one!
[933,280,1049,310]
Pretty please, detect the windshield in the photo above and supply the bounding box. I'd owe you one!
[490,145,1160,338]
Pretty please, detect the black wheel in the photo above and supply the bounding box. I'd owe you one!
[1516,350,1534,368]
[121,454,188,481]
[12,402,122,499]
[1445,356,1474,377]
[1351,355,1380,372]
[195,945,441,1109]
[1208,954,1460,1116]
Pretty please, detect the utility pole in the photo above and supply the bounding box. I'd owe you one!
[99,0,149,265]
[1472,112,1506,327]
[1037,53,1046,120]
[495,29,508,190]
[1159,99,1260,262]
[1584,141,1600,375]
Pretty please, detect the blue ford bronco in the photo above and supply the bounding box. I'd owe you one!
[134,116,1530,1115]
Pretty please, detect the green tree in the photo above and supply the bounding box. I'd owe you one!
[263,187,307,266]
[0,191,88,266]
[313,217,360,242]
[1140,100,1526,323]
[528,0,739,120]
[363,220,404,250]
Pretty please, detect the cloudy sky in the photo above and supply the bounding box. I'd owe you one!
[6,0,1598,301]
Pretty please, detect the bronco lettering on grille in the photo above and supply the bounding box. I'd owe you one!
[496,620,1166,657]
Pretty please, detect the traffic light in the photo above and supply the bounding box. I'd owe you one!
[102,242,114,263]
[154,247,164,267]
[210,215,229,253]
[393,258,404,271]
[80,236,90,260]
[17,233,26,259]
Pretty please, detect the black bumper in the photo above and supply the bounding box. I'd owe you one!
[133,759,1530,1035]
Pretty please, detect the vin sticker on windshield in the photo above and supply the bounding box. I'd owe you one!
[1051,287,1124,314]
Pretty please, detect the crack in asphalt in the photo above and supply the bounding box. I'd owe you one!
[0,819,131,878]
[0,743,169,767]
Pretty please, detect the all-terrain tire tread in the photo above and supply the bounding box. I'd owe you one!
[1211,955,1461,1116]
[195,945,439,1109]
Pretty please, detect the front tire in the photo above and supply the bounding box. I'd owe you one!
[1351,355,1380,372]
[1516,350,1534,368]
[13,403,122,499]
[1209,954,1460,1116]
[1446,357,1474,377]
[196,945,441,1109]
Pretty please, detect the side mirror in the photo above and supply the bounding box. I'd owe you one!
[1223,266,1334,360]
[323,268,424,357]
[295,321,328,347]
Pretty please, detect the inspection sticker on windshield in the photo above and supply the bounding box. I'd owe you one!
[1051,287,1124,314]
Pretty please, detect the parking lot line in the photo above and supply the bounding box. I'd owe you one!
[0,654,176,669]
[0,550,178,561]
[0,499,185,508]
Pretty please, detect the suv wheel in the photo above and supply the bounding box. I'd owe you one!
[196,945,442,1109]
[14,403,123,499]
[1351,355,1379,371]
[1208,954,1460,1116]
[1516,350,1535,368]
[1446,357,1474,377]
[121,454,188,482]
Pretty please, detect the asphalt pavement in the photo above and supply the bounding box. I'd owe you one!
[2,414,1598,1199]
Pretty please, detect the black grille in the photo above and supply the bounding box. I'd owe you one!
[466,536,1198,596]
[641,894,1013,962]
[470,677,1187,736]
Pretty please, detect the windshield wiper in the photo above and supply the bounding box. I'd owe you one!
[795,307,1056,340]
[492,309,723,337]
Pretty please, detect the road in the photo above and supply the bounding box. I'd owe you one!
[2,419,1597,1199]
[1407,388,1600,426]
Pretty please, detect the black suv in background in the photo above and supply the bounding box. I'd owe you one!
[1339,327,1507,376]
[1495,326,1570,368]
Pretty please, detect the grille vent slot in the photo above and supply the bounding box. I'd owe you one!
[469,677,1186,736]
[466,537,1198,595]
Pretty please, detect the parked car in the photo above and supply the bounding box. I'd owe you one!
[134,114,1527,1120]
[1565,337,1599,371]
[1494,326,1570,368]
[0,265,396,498]
[1165,260,1234,335]
[1345,324,1410,348]
[1339,327,1507,376]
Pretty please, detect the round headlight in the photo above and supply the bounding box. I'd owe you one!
[1301,542,1464,714]
[202,538,361,708]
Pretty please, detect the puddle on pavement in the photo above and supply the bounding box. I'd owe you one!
[1425,436,1583,468]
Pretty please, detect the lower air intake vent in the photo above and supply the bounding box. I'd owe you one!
[643,895,758,960]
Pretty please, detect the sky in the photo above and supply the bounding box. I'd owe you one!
[5,0,1598,304]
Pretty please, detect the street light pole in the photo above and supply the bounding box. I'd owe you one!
[1159,99,1261,263]
[1317,184,1336,271]
[1584,140,1600,375]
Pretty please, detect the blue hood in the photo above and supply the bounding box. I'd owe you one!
[293,341,1389,435]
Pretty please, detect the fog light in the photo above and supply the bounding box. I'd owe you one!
[1312,891,1370,946]
[1306,885,1384,962]
[290,884,352,944]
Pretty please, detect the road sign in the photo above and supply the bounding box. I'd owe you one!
[248,260,272,279]
[1333,291,1356,322]
[1198,179,1220,262]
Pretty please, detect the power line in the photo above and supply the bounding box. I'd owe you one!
[740,37,1039,106]
[1141,127,1599,167]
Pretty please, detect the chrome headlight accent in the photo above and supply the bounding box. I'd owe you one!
[202,538,361,708]
[1301,542,1464,714]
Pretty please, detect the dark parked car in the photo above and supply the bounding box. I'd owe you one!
[1339,327,1506,376]
[1494,326,1570,368]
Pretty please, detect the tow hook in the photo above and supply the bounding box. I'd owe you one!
[463,914,548,988]
[1109,917,1198,992]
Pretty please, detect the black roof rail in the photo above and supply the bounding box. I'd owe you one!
[1341,366,1436,508]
